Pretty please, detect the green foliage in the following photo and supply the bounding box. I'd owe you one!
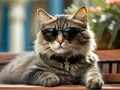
[90,2,120,49]
[64,4,78,15]
[65,1,120,49]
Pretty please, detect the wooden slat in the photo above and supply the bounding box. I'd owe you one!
[0,85,120,90]
[103,64,109,73]
[0,53,18,64]
[96,50,120,62]
[102,84,120,90]
[104,74,120,83]
[118,63,120,73]
[0,85,88,90]
[112,63,117,74]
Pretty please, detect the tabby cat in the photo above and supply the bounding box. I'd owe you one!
[0,7,104,90]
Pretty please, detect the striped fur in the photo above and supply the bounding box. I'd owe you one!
[0,7,104,90]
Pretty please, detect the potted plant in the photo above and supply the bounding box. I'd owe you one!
[64,0,120,49]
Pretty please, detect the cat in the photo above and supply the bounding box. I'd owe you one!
[0,7,104,90]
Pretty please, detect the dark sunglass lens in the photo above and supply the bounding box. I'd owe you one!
[63,27,79,41]
[42,28,58,42]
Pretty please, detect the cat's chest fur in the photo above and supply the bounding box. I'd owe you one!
[36,55,90,77]
[31,55,90,85]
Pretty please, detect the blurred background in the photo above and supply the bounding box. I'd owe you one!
[0,0,120,53]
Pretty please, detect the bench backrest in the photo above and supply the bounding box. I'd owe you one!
[0,50,120,84]
[97,50,120,84]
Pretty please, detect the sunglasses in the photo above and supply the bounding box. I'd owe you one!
[41,27,85,42]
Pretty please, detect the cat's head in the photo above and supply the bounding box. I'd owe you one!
[34,7,96,58]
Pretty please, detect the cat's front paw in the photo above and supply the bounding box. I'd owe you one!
[86,53,99,64]
[41,73,60,87]
[86,78,104,90]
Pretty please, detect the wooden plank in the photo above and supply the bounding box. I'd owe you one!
[118,63,120,73]
[102,84,120,90]
[104,74,120,83]
[0,85,120,90]
[102,63,109,73]
[0,53,17,64]
[112,63,117,74]
[96,50,120,62]
[0,85,88,90]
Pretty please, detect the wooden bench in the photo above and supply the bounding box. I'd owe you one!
[0,50,120,90]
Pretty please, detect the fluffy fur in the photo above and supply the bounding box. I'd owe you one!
[0,7,104,90]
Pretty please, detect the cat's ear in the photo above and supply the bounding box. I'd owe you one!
[37,9,56,23]
[71,7,87,21]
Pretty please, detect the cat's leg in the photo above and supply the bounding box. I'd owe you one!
[38,72,60,86]
[85,66,104,90]
[84,63,104,90]
[23,70,60,87]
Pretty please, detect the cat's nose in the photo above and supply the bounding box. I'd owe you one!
[56,33,64,45]
[57,39,64,45]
